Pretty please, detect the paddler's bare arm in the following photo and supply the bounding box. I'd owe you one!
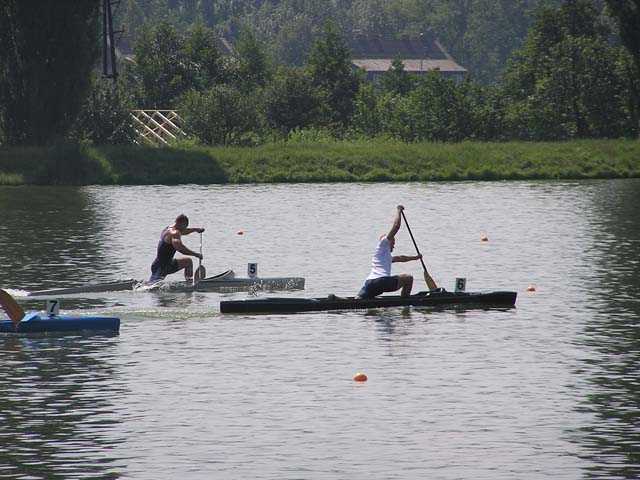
[182,227,205,235]
[171,233,203,259]
[387,205,404,239]
[392,254,422,263]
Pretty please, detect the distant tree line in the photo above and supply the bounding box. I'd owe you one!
[0,0,638,146]
[117,0,563,83]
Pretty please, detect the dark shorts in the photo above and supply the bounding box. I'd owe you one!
[150,258,180,281]
[357,276,400,298]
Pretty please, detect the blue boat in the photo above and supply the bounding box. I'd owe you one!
[1,289,120,334]
[0,312,120,333]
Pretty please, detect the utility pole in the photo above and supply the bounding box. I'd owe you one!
[102,0,121,81]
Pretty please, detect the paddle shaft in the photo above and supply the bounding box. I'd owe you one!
[400,211,437,290]
[194,232,206,283]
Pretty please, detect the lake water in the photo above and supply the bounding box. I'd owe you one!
[0,180,638,479]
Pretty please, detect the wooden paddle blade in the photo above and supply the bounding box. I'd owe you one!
[194,266,206,284]
[0,288,26,325]
[424,271,438,290]
[424,269,438,290]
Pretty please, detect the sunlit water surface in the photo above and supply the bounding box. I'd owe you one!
[0,181,638,479]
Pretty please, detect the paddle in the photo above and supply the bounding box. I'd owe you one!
[400,211,438,290]
[194,232,206,283]
[0,288,26,325]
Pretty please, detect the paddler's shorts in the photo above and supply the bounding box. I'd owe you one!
[357,275,400,298]
[150,258,180,281]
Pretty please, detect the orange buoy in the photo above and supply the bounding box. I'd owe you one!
[237,230,244,235]
[481,236,489,242]
[353,372,368,382]
[527,286,536,292]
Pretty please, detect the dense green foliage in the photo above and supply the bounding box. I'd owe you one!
[116,0,559,83]
[0,0,638,149]
[502,0,637,139]
[605,0,640,74]
[119,1,637,145]
[68,80,136,145]
[605,0,640,126]
[0,0,101,145]
[1,140,639,185]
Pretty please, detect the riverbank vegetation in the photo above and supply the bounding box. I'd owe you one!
[1,140,638,185]
[0,1,639,186]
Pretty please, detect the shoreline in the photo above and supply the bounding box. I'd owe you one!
[1,139,639,186]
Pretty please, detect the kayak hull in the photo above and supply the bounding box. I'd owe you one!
[0,313,120,333]
[26,271,305,296]
[220,290,517,314]
[27,279,136,296]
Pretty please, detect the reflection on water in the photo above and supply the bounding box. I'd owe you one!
[572,181,640,479]
[0,334,123,479]
[0,180,639,479]
[0,187,114,291]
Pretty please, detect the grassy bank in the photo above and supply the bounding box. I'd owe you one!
[1,139,639,185]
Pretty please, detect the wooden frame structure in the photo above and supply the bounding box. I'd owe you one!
[130,110,187,146]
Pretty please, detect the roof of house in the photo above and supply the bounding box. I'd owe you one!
[348,34,445,60]
[352,59,467,74]
[347,34,466,75]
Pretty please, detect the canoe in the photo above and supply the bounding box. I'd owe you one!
[0,312,120,333]
[27,279,136,296]
[219,289,517,314]
[139,269,305,293]
[1,288,120,334]
[26,270,305,296]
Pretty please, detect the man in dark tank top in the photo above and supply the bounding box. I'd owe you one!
[150,214,205,283]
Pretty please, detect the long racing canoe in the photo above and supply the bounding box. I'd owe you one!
[27,279,136,296]
[219,289,517,314]
[26,269,304,296]
[145,269,305,293]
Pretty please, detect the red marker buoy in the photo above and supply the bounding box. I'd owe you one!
[237,230,244,235]
[353,372,368,382]
[527,286,536,292]
[481,236,489,242]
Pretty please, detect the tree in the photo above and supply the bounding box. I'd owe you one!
[184,22,225,90]
[0,0,100,145]
[502,0,636,140]
[131,20,189,108]
[273,17,315,66]
[350,0,397,35]
[348,83,385,138]
[383,55,414,95]
[228,29,272,91]
[306,23,360,131]
[605,0,640,71]
[178,85,263,145]
[403,71,469,142]
[67,79,136,145]
[605,0,640,130]
[264,67,321,135]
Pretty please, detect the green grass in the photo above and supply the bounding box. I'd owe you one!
[0,139,638,185]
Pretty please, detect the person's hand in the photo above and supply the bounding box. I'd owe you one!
[197,253,204,260]
[196,227,205,233]
[416,254,422,261]
[397,205,405,211]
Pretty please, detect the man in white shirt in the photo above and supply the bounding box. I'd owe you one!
[356,205,423,298]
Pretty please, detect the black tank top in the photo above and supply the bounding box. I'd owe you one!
[155,227,176,265]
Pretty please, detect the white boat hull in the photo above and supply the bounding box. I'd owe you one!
[140,270,305,293]
[26,270,304,296]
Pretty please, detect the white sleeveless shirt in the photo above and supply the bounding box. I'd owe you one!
[366,236,392,280]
